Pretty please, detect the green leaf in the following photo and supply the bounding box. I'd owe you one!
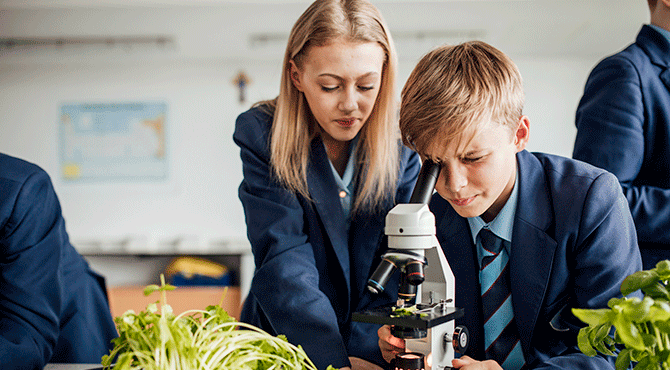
[655,260,670,280]
[612,313,645,351]
[143,284,161,296]
[622,270,660,296]
[595,323,612,342]
[641,333,657,349]
[577,327,597,357]
[633,355,661,370]
[615,348,632,370]
[649,301,670,323]
[572,308,611,326]
[623,296,654,323]
[643,282,670,301]
[594,340,615,356]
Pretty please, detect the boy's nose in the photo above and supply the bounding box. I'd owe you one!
[442,164,468,193]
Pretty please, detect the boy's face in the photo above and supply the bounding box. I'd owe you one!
[425,116,530,223]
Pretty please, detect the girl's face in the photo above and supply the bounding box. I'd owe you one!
[425,117,530,223]
[290,38,385,147]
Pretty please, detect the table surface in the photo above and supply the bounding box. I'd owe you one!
[44,364,103,370]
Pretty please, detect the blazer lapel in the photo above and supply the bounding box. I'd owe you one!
[511,151,558,361]
[637,25,670,91]
[307,139,351,296]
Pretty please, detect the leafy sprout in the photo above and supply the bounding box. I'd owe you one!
[572,260,670,370]
[102,274,334,370]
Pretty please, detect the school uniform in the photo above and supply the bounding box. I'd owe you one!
[233,106,421,370]
[432,150,641,369]
[0,153,117,370]
[573,24,670,269]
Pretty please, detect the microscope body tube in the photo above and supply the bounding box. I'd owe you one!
[409,160,441,204]
[367,160,441,295]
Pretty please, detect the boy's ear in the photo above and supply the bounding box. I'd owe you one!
[289,61,304,92]
[513,116,530,152]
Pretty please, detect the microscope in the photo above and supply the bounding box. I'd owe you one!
[352,160,468,370]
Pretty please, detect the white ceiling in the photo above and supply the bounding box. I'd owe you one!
[0,0,651,63]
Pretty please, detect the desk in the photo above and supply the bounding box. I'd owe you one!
[44,365,102,370]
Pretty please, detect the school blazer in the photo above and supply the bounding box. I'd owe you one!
[0,153,117,369]
[431,150,641,369]
[573,25,670,253]
[233,106,421,370]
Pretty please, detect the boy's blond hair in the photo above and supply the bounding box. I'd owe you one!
[399,41,524,156]
[256,0,400,213]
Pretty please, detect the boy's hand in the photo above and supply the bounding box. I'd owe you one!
[377,325,406,363]
[451,356,502,369]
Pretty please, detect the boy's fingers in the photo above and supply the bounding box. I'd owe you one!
[378,325,405,348]
[378,325,406,363]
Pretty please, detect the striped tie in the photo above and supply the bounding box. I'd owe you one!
[479,228,525,370]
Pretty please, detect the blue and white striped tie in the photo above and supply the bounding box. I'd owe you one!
[479,228,525,370]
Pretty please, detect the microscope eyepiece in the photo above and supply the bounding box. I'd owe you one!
[408,159,441,205]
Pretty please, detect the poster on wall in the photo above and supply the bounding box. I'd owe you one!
[59,101,168,182]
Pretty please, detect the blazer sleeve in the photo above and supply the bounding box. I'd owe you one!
[573,55,670,245]
[0,169,64,370]
[233,111,351,370]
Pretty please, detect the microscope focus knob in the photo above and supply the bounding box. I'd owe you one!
[450,325,469,354]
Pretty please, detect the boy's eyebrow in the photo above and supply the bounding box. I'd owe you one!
[462,149,486,156]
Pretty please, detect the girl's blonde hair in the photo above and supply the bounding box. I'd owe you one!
[257,0,400,213]
[400,41,525,157]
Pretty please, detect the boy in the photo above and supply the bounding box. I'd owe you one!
[378,41,642,369]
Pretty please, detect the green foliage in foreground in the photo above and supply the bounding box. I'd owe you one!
[102,275,335,370]
[573,260,670,370]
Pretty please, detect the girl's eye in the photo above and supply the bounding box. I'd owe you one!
[358,86,374,91]
[321,86,338,92]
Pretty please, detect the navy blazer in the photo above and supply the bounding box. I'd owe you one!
[0,153,117,369]
[432,151,641,369]
[233,106,421,370]
[573,25,670,266]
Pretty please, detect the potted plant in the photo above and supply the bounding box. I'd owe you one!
[572,260,670,370]
[102,275,334,370]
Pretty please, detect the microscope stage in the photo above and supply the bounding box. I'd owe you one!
[352,304,464,329]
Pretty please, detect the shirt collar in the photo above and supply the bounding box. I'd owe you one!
[467,169,519,246]
[327,135,358,192]
[649,24,670,44]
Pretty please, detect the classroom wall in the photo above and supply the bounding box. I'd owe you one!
[0,2,643,286]
[0,55,599,245]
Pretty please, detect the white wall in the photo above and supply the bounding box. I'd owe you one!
[0,2,636,287]
[0,54,599,245]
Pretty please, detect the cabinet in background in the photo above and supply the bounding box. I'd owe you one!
[78,240,254,320]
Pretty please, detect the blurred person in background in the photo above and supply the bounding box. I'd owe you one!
[0,152,118,369]
[573,0,670,269]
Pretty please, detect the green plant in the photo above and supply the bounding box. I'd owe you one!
[102,275,333,370]
[572,260,670,370]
